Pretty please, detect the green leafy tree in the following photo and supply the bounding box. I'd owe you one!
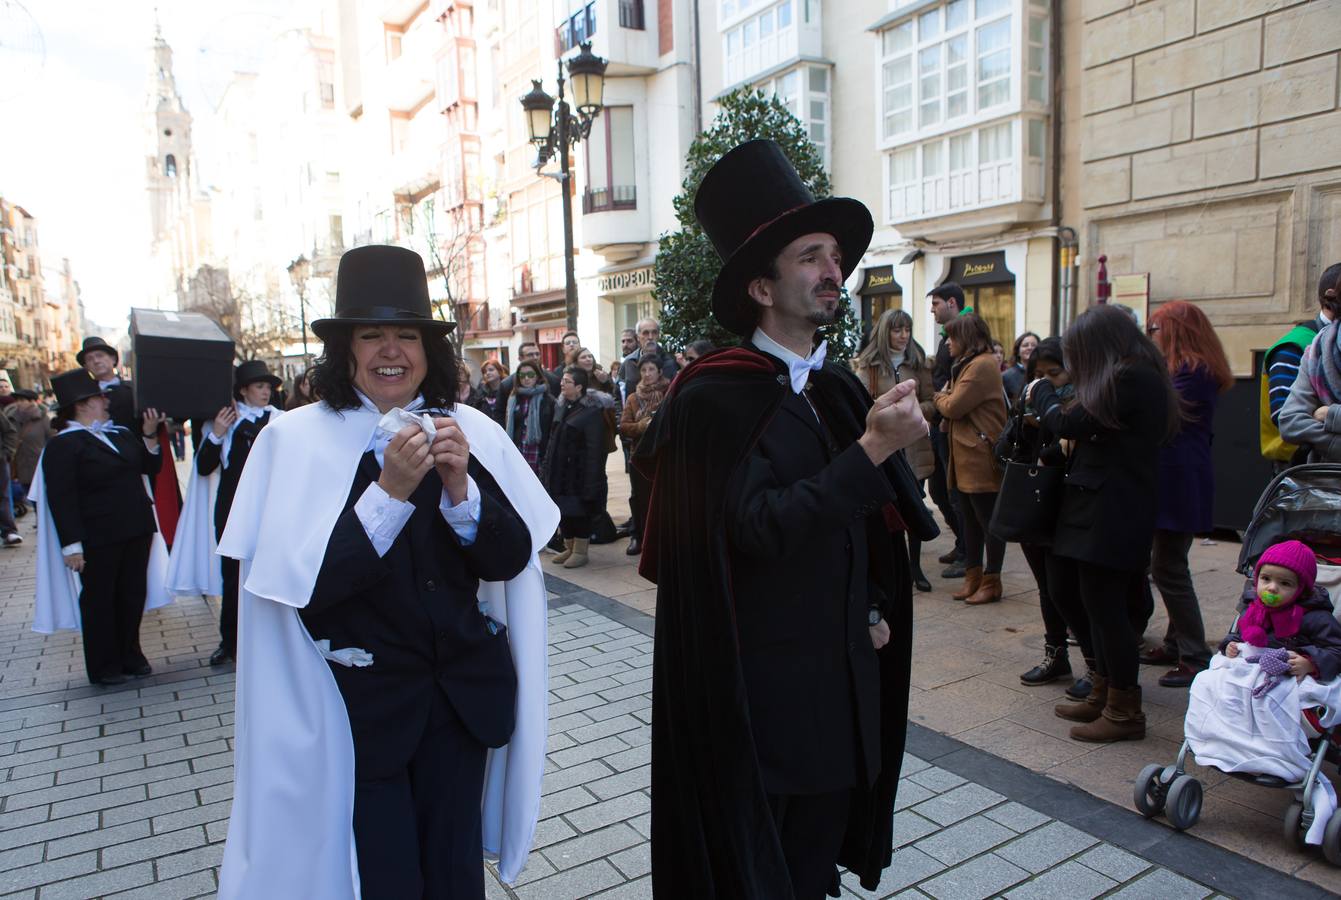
[654,88,862,361]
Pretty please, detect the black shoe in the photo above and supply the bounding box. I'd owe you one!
[938,549,963,565]
[1158,662,1205,688]
[615,521,634,537]
[625,537,641,556]
[1020,644,1071,686]
[1066,668,1095,700]
[126,663,152,678]
[209,647,234,666]
[912,568,932,593]
[93,674,128,686]
[941,561,966,579]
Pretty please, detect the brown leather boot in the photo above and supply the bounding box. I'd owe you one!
[1055,673,1107,722]
[1071,685,1146,743]
[551,538,575,564]
[965,572,1003,605]
[951,566,983,601]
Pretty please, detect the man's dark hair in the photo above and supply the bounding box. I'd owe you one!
[1320,262,1341,317]
[928,282,965,309]
[686,339,715,357]
[309,326,459,411]
[563,365,589,394]
[519,340,540,353]
[563,331,579,341]
[621,328,637,338]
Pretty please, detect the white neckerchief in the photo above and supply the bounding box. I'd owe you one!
[221,403,275,469]
[98,376,121,390]
[752,327,828,394]
[359,391,429,469]
[60,419,126,453]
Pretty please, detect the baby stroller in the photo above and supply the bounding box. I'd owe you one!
[1132,464,1341,862]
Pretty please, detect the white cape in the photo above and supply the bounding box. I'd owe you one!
[164,467,221,597]
[29,436,174,634]
[1186,652,1341,844]
[217,400,559,899]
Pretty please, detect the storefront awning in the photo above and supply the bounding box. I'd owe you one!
[944,251,1014,287]
[856,264,901,296]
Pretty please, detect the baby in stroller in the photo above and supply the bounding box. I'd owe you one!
[1183,539,1341,844]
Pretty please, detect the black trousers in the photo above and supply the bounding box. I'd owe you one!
[219,555,239,655]
[79,536,151,682]
[927,429,963,553]
[1041,551,1094,661]
[559,514,591,541]
[353,693,488,900]
[767,789,851,900]
[1021,543,1066,648]
[1074,559,1145,690]
[955,490,1006,573]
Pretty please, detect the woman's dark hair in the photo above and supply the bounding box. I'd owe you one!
[563,365,589,394]
[514,360,545,383]
[1012,331,1040,365]
[1319,263,1341,317]
[686,339,715,358]
[1026,337,1064,380]
[944,313,993,359]
[1062,304,1180,441]
[309,325,459,411]
[53,404,77,432]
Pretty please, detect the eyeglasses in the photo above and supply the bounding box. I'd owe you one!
[1146,325,1160,335]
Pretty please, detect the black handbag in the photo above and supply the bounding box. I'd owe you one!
[989,406,1063,545]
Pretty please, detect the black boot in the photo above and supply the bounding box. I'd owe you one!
[1066,658,1097,700]
[909,539,932,592]
[1020,643,1071,686]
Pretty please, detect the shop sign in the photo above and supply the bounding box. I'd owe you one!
[857,264,901,296]
[538,326,567,344]
[1113,273,1150,328]
[947,251,1013,286]
[597,266,654,294]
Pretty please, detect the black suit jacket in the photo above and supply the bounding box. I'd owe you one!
[298,453,531,780]
[104,382,136,431]
[195,413,272,538]
[41,428,163,550]
[724,345,895,795]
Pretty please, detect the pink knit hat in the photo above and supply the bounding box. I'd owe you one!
[1254,540,1317,599]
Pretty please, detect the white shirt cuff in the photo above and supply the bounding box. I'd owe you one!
[145,436,161,453]
[205,430,224,445]
[353,482,415,557]
[440,475,481,545]
[62,542,83,556]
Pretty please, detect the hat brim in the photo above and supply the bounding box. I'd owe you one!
[311,315,456,342]
[76,346,119,366]
[710,197,873,337]
[236,374,283,390]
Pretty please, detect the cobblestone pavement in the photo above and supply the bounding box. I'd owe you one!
[0,521,1303,900]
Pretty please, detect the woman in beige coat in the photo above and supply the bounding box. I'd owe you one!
[933,313,1008,605]
[855,308,935,591]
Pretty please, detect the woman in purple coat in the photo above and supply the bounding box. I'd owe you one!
[1143,301,1234,687]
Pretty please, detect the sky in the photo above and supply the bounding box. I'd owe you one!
[0,0,288,331]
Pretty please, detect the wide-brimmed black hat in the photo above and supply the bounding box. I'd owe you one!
[694,140,873,336]
[51,369,106,409]
[233,360,282,399]
[312,245,455,341]
[76,336,119,366]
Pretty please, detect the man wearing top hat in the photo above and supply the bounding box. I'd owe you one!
[194,361,283,665]
[636,140,938,899]
[78,337,136,430]
[214,245,557,899]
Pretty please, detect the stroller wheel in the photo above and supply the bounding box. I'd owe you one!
[1133,764,1167,818]
[1165,775,1203,830]
[1324,808,1341,865]
[1284,801,1309,850]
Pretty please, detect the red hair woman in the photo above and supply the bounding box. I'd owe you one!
[1141,300,1233,687]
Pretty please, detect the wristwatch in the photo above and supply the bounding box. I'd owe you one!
[867,607,883,627]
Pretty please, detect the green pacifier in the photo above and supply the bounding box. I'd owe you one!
[1260,590,1285,607]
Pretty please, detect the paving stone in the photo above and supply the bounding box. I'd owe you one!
[531,816,578,851]
[1106,868,1214,900]
[104,869,217,899]
[564,792,650,833]
[982,801,1051,834]
[894,780,935,812]
[539,786,597,819]
[891,810,940,849]
[912,783,1006,827]
[0,814,99,852]
[539,761,611,795]
[918,853,1031,900]
[101,826,208,868]
[1075,843,1152,882]
[1004,860,1118,900]
[907,766,968,794]
[513,859,622,900]
[0,846,41,876]
[549,736,630,769]
[45,820,151,859]
[608,841,651,879]
[0,851,98,894]
[592,875,652,899]
[995,820,1099,874]
[915,814,1016,866]
[542,823,641,870]
[844,845,946,898]
[586,764,649,801]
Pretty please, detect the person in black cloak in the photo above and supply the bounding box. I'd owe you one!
[635,139,938,899]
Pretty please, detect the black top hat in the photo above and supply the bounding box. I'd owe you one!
[693,140,873,336]
[234,360,282,399]
[11,389,39,401]
[76,336,120,366]
[51,368,106,409]
[312,245,455,341]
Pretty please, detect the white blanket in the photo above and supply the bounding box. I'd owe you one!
[216,400,559,898]
[1186,652,1341,843]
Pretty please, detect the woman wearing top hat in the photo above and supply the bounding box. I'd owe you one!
[195,360,283,666]
[214,245,558,899]
[39,369,167,685]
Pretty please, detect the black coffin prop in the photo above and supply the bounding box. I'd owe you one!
[129,309,235,420]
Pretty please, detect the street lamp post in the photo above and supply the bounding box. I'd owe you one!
[287,254,312,364]
[519,42,608,335]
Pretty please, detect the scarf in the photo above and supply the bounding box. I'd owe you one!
[1238,594,1306,648]
[1305,320,1341,405]
[506,385,548,451]
[633,376,669,421]
[60,419,126,453]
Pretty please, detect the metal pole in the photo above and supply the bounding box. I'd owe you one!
[298,284,310,362]
[557,62,578,334]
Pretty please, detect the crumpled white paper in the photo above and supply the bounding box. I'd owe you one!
[313,639,374,668]
[378,407,437,441]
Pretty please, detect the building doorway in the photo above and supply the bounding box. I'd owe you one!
[945,252,1015,348]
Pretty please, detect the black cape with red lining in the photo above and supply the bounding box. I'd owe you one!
[635,346,938,897]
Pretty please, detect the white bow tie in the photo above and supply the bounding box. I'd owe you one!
[786,341,827,394]
[87,420,123,435]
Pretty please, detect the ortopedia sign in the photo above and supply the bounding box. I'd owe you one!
[598,266,655,294]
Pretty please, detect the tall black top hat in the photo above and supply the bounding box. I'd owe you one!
[51,368,106,409]
[76,336,119,366]
[233,360,282,399]
[311,245,456,341]
[693,140,873,337]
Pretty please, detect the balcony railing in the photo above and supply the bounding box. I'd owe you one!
[619,0,645,29]
[556,2,597,54]
[582,185,637,213]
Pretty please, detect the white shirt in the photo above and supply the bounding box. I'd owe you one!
[751,327,827,395]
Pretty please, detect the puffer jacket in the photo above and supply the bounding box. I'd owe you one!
[855,355,935,481]
[541,395,608,517]
[1220,581,1341,683]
